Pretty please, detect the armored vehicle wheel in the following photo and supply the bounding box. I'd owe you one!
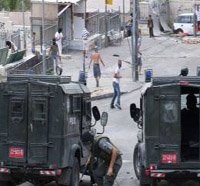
[133,143,140,180]
[70,158,80,186]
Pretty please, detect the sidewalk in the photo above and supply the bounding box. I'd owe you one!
[60,38,143,100]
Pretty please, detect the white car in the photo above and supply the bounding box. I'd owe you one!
[173,13,194,35]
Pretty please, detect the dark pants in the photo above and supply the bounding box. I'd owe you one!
[149,27,154,37]
[198,21,200,30]
[93,157,122,186]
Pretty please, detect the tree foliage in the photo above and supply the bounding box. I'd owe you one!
[0,0,31,11]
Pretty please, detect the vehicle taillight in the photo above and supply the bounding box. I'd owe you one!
[0,168,10,173]
[150,165,155,170]
[162,153,177,164]
[57,169,62,176]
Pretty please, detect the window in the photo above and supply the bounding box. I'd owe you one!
[177,16,193,23]
[11,101,24,118]
[71,96,81,113]
[32,102,47,120]
[161,101,178,123]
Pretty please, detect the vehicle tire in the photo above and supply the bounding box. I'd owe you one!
[139,166,151,186]
[133,143,140,180]
[70,158,80,186]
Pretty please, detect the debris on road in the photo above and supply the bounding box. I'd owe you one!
[182,37,200,44]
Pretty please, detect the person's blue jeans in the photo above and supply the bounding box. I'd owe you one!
[52,55,58,74]
[111,82,120,106]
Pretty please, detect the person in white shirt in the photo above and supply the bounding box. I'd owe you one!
[196,6,200,31]
[55,28,64,63]
[82,27,90,58]
[110,60,122,110]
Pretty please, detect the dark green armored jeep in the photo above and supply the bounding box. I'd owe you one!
[130,76,200,186]
[0,75,98,186]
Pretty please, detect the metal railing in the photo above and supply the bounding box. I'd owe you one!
[86,10,121,36]
[9,55,53,75]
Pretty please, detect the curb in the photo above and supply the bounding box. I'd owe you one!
[91,83,144,101]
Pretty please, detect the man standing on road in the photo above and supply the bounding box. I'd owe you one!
[82,132,122,186]
[55,28,64,63]
[196,6,200,31]
[110,60,122,110]
[82,27,90,58]
[147,15,154,38]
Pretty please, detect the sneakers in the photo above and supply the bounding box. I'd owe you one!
[110,105,115,109]
[115,103,122,110]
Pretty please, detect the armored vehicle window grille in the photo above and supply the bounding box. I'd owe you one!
[84,100,91,120]
[32,102,47,120]
[161,101,178,123]
[71,96,81,113]
[11,101,24,118]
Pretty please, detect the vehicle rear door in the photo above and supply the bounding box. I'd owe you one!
[152,85,181,167]
[3,81,53,166]
[27,82,52,165]
[4,81,28,164]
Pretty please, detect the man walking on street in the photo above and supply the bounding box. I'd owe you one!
[55,28,64,63]
[82,132,122,186]
[110,60,122,110]
[89,47,105,87]
[147,15,154,38]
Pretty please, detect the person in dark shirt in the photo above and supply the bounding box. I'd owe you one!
[49,38,59,75]
[147,15,154,38]
[181,93,199,160]
[82,132,122,186]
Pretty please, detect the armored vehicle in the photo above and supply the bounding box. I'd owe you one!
[0,74,93,186]
[131,76,200,186]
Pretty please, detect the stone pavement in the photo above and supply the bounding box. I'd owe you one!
[60,38,143,100]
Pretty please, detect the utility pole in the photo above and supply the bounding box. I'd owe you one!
[42,0,46,75]
[83,0,87,85]
[22,0,26,51]
[105,0,108,47]
[131,0,139,81]
[122,0,125,29]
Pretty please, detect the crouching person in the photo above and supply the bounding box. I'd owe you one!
[82,132,122,186]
